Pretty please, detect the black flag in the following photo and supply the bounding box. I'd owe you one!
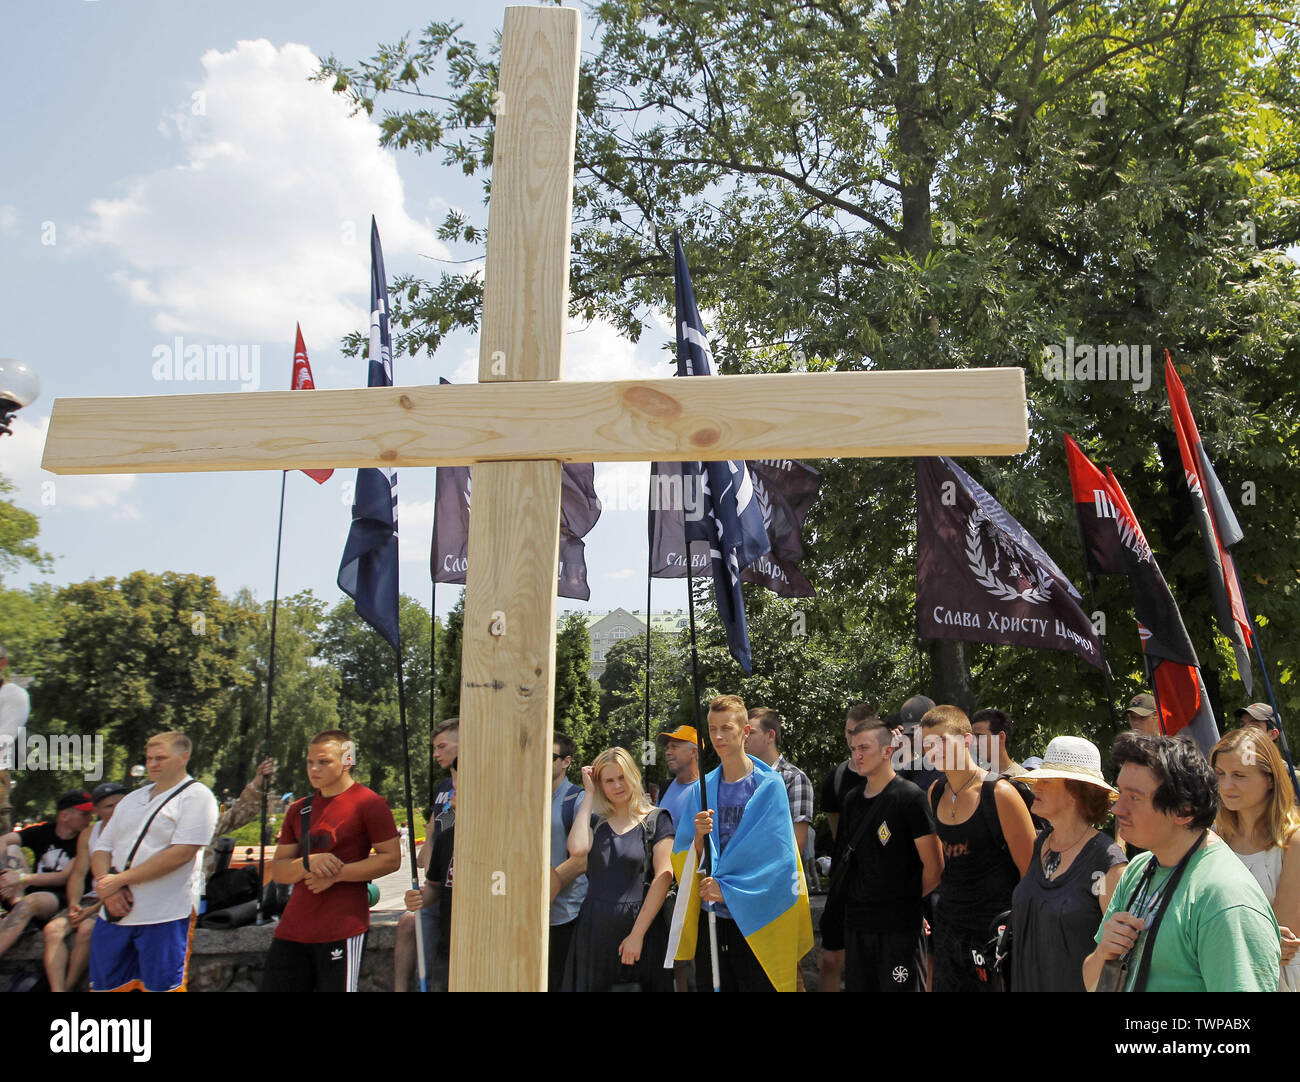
[431,463,600,600]
[649,458,819,597]
[916,456,1105,669]
[738,459,821,597]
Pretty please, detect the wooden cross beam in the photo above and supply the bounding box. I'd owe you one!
[40,6,1027,991]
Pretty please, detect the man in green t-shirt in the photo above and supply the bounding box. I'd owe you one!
[1084,731,1281,992]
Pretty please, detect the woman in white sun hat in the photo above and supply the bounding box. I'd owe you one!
[1009,736,1128,992]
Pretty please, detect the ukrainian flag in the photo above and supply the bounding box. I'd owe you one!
[663,756,813,991]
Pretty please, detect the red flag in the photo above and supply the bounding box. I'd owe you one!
[1063,435,1219,751]
[1164,354,1253,692]
[291,324,333,484]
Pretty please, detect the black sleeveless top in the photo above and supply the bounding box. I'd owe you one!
[930,778,1021,934]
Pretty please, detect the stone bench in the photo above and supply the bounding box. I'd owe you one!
[2,896,827,991]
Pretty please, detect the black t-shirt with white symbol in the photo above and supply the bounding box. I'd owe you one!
[840,776,936,933]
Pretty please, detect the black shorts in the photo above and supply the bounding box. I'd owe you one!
[694,913,775,993]
[844,925,925,992]
[931,923,1003,993]
[261,933,367,993]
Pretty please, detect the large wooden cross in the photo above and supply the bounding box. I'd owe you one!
[41,7,1027,991]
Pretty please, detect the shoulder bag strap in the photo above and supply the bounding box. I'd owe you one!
[123,780,197,871]
[299,794,315,872]
[1130,830,1207,993]
[829,787,890,897]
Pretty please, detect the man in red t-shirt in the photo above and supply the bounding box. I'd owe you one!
[262,729,400,992]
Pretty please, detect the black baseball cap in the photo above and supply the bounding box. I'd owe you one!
[90,782,128,803]
[57,789,93,812]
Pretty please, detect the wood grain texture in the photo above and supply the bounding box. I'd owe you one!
[448,6,578,994]
[478,5,579,384]
[40,368,1029,474]
[451,459,562,992]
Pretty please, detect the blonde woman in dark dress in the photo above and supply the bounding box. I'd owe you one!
[562,747,674,992]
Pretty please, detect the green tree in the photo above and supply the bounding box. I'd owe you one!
[317,594,433,812]
[33,572,256,786]
[209,589,341,801]
[0,474,51,578]
[321,0,1300,751]
[597,626,690,787]
[554,613,600,764]
[434,590,463,722]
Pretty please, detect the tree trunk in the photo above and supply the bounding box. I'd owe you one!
[929,639,975,712]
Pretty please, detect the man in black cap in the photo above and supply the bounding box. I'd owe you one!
[0,789,93,961]
[42,782,127,991]
[896,695,944,792]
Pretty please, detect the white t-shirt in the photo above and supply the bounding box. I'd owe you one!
[0,681,30,768]
[93,776,218,925]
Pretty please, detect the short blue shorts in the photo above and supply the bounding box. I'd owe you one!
[89,912,196,992]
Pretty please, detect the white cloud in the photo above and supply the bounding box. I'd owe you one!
[0,205,17,237]
[606,567,637,580]
[449,313,669,384]
[77,40,445,344]
[1,414,137,513]
[397,496,435,566]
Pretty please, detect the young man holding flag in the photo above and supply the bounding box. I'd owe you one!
[667,695,813,992]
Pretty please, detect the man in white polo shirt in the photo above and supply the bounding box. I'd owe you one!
[89,731,218,992]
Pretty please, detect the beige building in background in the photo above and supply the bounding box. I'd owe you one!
[557,608,690,678]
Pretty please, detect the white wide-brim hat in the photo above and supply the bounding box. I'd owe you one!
[1017,735,1118,799]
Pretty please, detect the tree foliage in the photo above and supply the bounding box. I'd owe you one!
[318,0,1300,752]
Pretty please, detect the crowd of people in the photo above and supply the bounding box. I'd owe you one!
[0,684,1296,994]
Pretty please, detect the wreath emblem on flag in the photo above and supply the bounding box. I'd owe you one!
[966,510,1052,605]
[752,475,773,533]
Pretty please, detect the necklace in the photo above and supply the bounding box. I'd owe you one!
[1041,824,1092,878]
[947,771,980,805]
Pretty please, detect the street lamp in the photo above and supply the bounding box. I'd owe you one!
[0,359,40,437]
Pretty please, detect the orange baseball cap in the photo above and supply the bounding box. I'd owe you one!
[658,725,699,746]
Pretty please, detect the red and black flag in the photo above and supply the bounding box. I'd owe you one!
[290,324,333,485]
[1063,434,1219,751]
[916,456,1104,669]
[1165,355,1253,694]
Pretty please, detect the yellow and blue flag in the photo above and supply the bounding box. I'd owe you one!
[664,756,813,991]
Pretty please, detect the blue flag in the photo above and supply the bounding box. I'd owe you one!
[672,233,770,673]
[338,217,401,650]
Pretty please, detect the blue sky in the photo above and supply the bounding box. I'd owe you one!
[0,1,689,621]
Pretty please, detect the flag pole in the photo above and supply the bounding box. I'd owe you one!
[1231,567,1300,799]
[256,469,287,924]
[684,548,720,991]
[436,580,441,806]
[394,641,428,992]
[645,471,655,749]
[1069,513,1120,730]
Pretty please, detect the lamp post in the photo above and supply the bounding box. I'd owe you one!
[0,359,40,436]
